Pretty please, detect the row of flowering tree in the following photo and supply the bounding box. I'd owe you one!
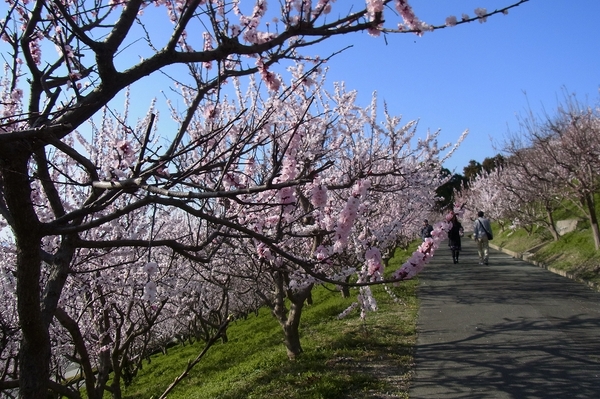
[456,92,600,249]
[0,0,529,397]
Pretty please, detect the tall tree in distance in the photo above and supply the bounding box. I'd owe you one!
[463,159,483,182]
[435,168,466,211]
[482,154,506,173]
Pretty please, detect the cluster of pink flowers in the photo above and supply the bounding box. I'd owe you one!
[142,281,158,302]
[333,196,361,252]
[204,103,219,119]
[309,182,328,208]
[364,247,383,276]
[142,262,159,302]
[29,39,42,65]
[256,242,274,261]
[314,245,330,262]
[445,16,458,27]
[274,158,298,214]
[365,0,384,35]
[143,261,159,276]
[257,59,281,92]
[474,7,488,23]
[114,139,136,170]
[313,0,333,16]
[394,0,424,32]
[203,32,213,70]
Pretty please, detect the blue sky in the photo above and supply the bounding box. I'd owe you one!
[310,0,600,173]
[3,1,598,174]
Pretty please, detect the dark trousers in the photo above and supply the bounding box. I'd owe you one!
[451,249,460,263]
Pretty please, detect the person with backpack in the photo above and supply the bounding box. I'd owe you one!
[473,211,493,265]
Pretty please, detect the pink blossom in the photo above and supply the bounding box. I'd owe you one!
[367,26,382,37]
[142,261,159,275]
[29,40,42,65]
[367,0,384,25]
[11,89,23,102]
[203,32,213,69]
[365,247,383,275]
[257,59,281,92]
[474,8,487,23]
[313,0,332,16]
[223,172,241,189]
[256,242,273,260]
[395,0,422,32]
[142,281,157,302]
[117,140,133,157]
[445,15,457,27]
[314,245,330,261]
[204,104,219,119]
[309,184,328,208]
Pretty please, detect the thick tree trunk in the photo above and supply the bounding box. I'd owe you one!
[280,285,313,360]
[1,152,50,399]
[269,271,313,359]
[17,248,50,399]
[283,314,303,359]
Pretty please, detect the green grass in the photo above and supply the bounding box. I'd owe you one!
[492,218,600,286]
[119,244,420,399]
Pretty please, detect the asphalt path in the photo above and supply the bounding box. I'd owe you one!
[409,237,600,399]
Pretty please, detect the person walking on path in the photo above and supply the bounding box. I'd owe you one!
[421,219,433,241]
[447,213,464,264]
[473,211,493,265]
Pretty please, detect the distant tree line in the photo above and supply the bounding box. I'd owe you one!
[435,154,505,211]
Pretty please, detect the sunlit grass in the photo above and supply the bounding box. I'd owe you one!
[119,246,419,399]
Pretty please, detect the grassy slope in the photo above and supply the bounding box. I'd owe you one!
[491,216,600,287]
[120,245,419,399]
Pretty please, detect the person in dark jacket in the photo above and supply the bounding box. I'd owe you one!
[447,213,464,264]
[421,219,433,241]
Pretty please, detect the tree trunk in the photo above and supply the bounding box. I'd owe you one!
[283,315,303,360]
[341,276,351,298]
[55,308,99,399]
[584,193,600,250]
[545,206,559,241]
[269,271,313,360]
[281,284,313,360]
[1,151,50,399]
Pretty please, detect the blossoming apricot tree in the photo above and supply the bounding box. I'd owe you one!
[0,1,529,397]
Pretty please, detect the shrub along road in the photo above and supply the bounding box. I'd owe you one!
[409,238,600,399]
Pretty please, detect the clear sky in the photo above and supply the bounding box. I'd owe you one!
[310,0,600,173]
[3,1,598,175]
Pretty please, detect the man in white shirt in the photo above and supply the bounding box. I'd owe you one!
[473,211,493,265]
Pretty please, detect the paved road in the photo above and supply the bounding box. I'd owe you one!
[409,238,600,399]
